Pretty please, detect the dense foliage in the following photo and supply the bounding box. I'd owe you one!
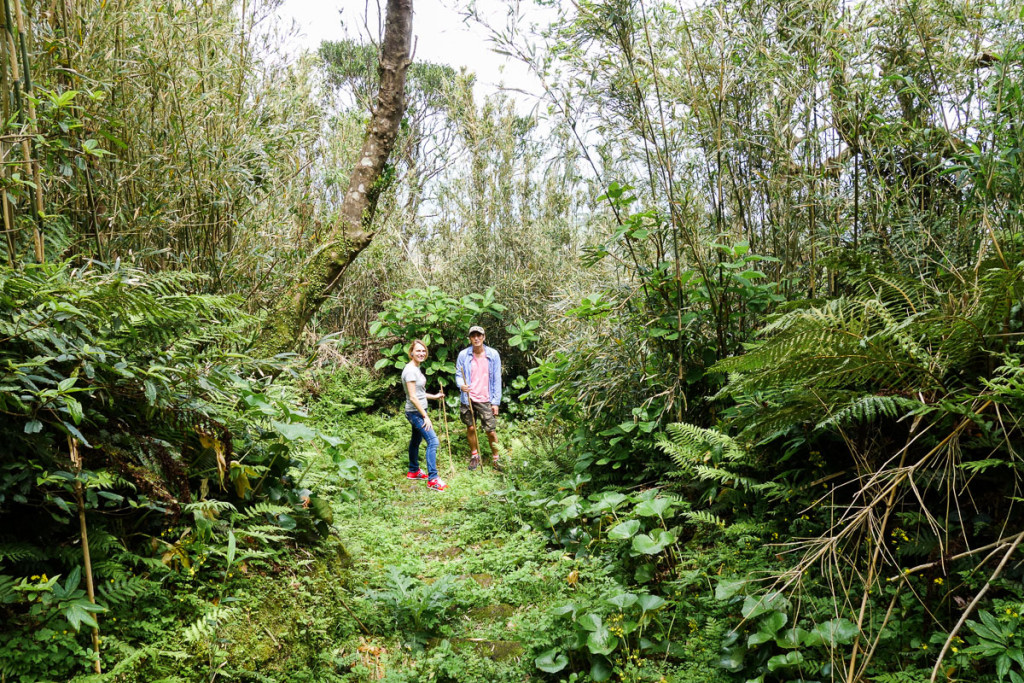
[1,0,1023,680]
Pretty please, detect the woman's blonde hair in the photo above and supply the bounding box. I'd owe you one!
[408,339,428,358]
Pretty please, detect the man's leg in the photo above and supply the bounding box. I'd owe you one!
[461,402,482,470]
[486,430,500,461]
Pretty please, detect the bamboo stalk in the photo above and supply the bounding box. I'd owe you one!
[69,436,102,675]
[2,147,15,264]
[1,0,40,262]
[12,0,45,261]
[0,1,11,265]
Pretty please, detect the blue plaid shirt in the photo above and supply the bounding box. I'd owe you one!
[454,345,502,405]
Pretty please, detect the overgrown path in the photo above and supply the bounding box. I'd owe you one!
[302,410,575,680]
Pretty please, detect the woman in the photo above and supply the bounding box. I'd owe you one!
[402,340,447,491]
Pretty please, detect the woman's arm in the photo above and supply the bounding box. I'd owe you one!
[406,380,434,431]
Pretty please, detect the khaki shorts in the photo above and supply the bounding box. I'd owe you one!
[460,401,497,432]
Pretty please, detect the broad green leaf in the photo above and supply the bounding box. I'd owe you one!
[638,594,666,612]
[632,529,676,555]
[715,579,746,600]
[767,650,804,672]
[632,533,664,555]
[634,498,672,517]
[65,397,83,425]
[634,563,655,583]
[718,644,746,672]
[812,618,859,646]
[143,380,157,404]
[608,519,641,540]
[776,626,811,649]
[577,612,601,631]
[271,421,317,442]
[551,603,576,617]
[759,610,788,635]
[741,591,789,620]
[586,619,618,656]
[605,592,638,610]
[998,653,1011,681]
[534,649,568,673]
[309,497,333,524]
[591,656,613,681]
[226,529,236,568]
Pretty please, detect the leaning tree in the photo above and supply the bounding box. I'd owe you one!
[256,0,413,357]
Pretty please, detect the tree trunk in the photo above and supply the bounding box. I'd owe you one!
[255,0,413,357]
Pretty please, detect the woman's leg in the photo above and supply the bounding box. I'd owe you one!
[424,429,440,480]
[405,412,423,473]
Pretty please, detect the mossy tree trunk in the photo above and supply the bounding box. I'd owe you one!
[255,0,413,358]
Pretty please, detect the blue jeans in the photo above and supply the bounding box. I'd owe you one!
[405,412,439,480]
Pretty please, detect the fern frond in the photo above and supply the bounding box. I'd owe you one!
[0,574,16,601]
[691,465,762,492]
[685,510,726,527]
[239,502,291,521]
[97,576,158,606]
[658,423,746,468]
[816,395,923,431]
[184,500,237,517]
[0,542,45,564]
[183,606,236,644]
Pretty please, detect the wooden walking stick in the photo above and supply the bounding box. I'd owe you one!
[462,364,480,469]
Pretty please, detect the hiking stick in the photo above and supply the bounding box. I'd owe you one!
[461,362,482,469]
[462,363,477,429]
[440,390,455,479]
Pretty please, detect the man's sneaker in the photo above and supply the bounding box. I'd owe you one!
[468,453,480,471]
[491,454,502,471]
[427,478,448,491]
[406,470,428,480]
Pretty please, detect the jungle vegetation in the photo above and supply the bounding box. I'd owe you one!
[1,0,1023,681]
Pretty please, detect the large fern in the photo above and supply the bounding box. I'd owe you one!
[713,266,1024,439]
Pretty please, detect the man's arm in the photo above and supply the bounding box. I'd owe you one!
[455,349,470,395]
[490,348,502,409]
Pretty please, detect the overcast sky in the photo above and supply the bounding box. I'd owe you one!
[273,0,545,105]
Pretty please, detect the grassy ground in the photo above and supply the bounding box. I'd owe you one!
[228,408,581,682]
[77,390,732,682]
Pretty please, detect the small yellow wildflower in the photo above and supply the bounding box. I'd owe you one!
[934,577,943,585]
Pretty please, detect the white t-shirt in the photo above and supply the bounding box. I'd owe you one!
[402,362,427,414]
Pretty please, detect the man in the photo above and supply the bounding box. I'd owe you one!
[455,325,502,470]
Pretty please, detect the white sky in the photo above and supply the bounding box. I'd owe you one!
[273,0,545,106]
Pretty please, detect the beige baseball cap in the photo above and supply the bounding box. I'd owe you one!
[468,325,485,335]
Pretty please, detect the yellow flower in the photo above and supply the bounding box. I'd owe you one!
[952,647,959,653]
[934,577,943,585]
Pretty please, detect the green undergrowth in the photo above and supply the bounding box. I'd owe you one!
[30,365,778,682]
[239,373,762,683]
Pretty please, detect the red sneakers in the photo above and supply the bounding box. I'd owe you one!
[406,470,428,480]
[427,478,448,491]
